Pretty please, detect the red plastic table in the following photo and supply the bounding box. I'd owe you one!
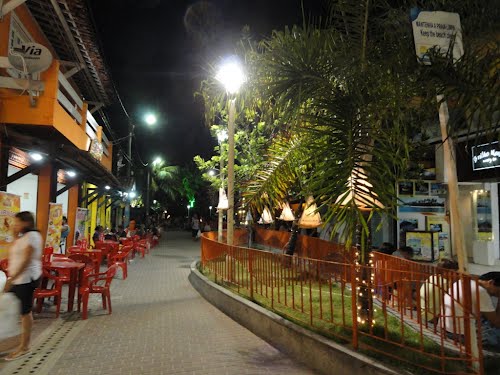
[45,261,85,312]
[68,248,103,273]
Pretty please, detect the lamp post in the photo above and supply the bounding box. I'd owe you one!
[187,204,191,218]
[216,58,245,246]
[217,129,227,242]
[209,205,213,217]
[145,157,163,227]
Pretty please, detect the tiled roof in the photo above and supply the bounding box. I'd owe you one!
[27,0,113,104]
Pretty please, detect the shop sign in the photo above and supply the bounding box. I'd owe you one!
[89,139,103,161]
[472,142,500,171]
[9,148,30,169]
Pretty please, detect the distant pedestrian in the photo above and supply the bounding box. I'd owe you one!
[191,214,200,240]
[378,242,396,255]
[4,211,42,361]
[393,246,413,260]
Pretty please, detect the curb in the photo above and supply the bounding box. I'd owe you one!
[189,261,399,375]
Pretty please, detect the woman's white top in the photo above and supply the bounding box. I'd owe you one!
[8,231,43,285]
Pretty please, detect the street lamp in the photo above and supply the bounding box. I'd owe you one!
[216,57,245,246]
[146,156,163,226]
[187,204,191,218]
[144,113,157,126]
[209,205,213,217]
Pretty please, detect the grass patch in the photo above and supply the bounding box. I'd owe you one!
[199,258,480,375]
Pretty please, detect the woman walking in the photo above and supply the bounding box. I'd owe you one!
[3,211,42,361]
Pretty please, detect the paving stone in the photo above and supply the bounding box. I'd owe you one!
[1,232,315,374]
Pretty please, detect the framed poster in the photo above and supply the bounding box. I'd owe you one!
[406,231,439,262]
[430,183,447,195]
[475,191,492,241]
[398,218,419,247]
[399,196,445,214]
[426,215,451,258]
[415,182,429,195]
[398,181,414,196]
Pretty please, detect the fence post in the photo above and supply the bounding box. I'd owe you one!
[249,251,254,300]
[351,263,359,350]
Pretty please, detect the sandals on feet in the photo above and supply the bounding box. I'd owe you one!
[4,349,31,361]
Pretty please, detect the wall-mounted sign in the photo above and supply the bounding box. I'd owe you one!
[89,139,103,161]
[8,148,30,169]
[472,141,500,171]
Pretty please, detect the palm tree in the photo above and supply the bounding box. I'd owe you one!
[151,162,180,201]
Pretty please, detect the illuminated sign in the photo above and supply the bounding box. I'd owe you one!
[472,142,500,171]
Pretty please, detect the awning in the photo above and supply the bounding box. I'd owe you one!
[1,124,121,188]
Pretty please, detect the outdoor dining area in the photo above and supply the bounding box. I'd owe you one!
[0,233,158,320]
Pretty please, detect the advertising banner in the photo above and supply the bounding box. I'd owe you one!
[45,203,63,254]
[0,192,21,259]
[74,208,89,244]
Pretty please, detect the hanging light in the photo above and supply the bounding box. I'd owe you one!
[298,196,322,229]
[279,201,295,222]
[217,188,229,210]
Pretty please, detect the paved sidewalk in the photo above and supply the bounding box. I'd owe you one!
[2,232,314,375]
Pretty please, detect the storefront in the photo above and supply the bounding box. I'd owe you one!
[455,138,500,266]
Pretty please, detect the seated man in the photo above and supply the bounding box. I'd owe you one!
[443,272,500,348]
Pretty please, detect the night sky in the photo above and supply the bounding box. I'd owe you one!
[88,0,323,167]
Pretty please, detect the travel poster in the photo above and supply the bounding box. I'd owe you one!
[398,218,419,247]
[399,196,445,214]
[398,181,413,196]
[74,208,88,244]
[0,192,20,259]
[426,215,451,258]
[406,231,439,262]
[45,203,63,254]
[476,191,492,241]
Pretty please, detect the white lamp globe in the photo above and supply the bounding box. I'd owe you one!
[144,113,157,126]
[215,59,245,94]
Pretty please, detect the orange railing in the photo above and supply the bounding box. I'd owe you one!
[201,231,484,374]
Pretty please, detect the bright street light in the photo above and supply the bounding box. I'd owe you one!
[29,152,43,161]
[129,191,137,199]
[208,169,216,177]
[152,156,163,166]
[216,58,246,94]
[144,113,157,126]
[66,171,77,177]
[105,185,111,190]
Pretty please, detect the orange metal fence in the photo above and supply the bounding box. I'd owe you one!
[201,233,485,374]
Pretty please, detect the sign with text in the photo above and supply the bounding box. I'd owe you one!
[45,203,63,254]
[472,141,500,171]
[74,208,88,244]
[89,139,104,161]
[0,192,21,260]
[410,9,463,64]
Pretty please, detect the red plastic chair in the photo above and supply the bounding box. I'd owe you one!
[108,245,133,280]
[43,247,54,263]
[68,254,95,277]
[78,265,118,320]
[0,258,8,277]
[33,267,63,318]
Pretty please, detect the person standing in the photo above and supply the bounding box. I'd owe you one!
[191,214,200,241]
[3,211,43,361]
[60,216,70,253]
